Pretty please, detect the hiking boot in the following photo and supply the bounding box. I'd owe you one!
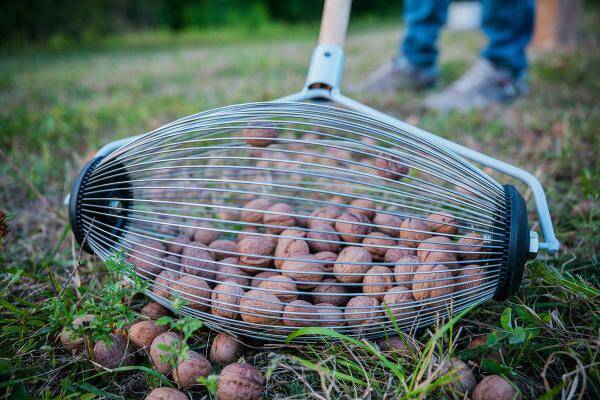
[424,58,528,112]
[358,57,438,93]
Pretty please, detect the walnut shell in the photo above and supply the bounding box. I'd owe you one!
[378,335,414,356]
[163,255,180,271]
[237,236,276,272]
[180,244,216,279]
[217,363,265,400]
[251,270,279,287]
[412,264,454,301]
[394,255,420,288]
[258,275,298,303]
[215,261,250,287]
[416,236,456,263]
[426,213,458,235]
[457,233,486,261]
[172,275,211,311]
[191,221,221,244]
[280,254,325,289]
[173,350,213,388]
[315,303,344,327]
[312,278,349,307]
[128,320,168,350]
[399,218,433,247]
[362,265,394,299]
[59,314,94,354]
[307,206,342,229]
[210,332,244,365]
[440,357,476,393]
[263,203,296,234]
[282,300,317,327]
[150,332,182,374]
[237,226,260,242]
[307,221,341,252]
[382,286,416,321]
[145,387,187,400]
[384,247,416,263]
[335,212,372,243]
[372,213,404,237]
[93,333,134,369]
[314,251,338,272]
[472,375,519,400]
[209,239,237,260]
[243,123,278,147]
[211,282,245,319]
[153,269,179,299]
[241,198,272,223]
[239,289,283,324]
[454,266,486,292]
[333,246,373,283]
[362,232,396,260]
[141,302,170,319]
[347,198,376,219]
[166,236,191,254]
[128,240,164,277]
[274,231,309,268]
[344,296,380,329]
[374,154,409,180]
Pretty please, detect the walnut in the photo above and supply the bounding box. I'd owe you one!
[127,242,164,277]
[180,244,216,280]
[374,154,409,180]
[217,363,265,400]
[426,213,458,235]
[472,375,519,400]
[263,203,296,234]
[210,332,244,365]
[399,218,433,247]
[153,269,179,299]
[211,282,245,319]
[251,270,279,287]
[344,296,380,329]
[347,198,376,219]
[191,221,221,244]
[59,314,94,354]
[274,230,309,268]
[372,212,404,237]
[382,286,416,321]
[166,236,191,254]
[236,236,276,272]
[416,236,456,263]
[454,266,486,292]
[457,233,486,261]
[173,350,213,388]
[258,275,298,303]
[282,300,317,327]
[333,246,372,283]
[215,260,250,287]
[362,266,394,299]
[335,212,372,243]
[378,335,415,356]
[329,195,348,205]
[243,123,278,147]
[412,264,454,301]
[128,320,168,350]
[237,226,259,242]
[312,278,348,307]
[171,275,211,311]
[307,206,342,229]
[315,303,344,327]
[141,302,170,319]
[209,239,237,260]
[145,387,187,400]
[439,357,476,394]
[163,255,180,271]
[150,332,182,374]
[241,198,272,223]
[393,255,420,288]
[307,221,341,252]
[239,289,283,324]
[362,232,396,260]
[384,247,416,263]
[314,251,338,272]
[93,333,134,370]
[281,254,325,289]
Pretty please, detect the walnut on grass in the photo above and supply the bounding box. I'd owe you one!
[210,332,244,365]
[173,350,213,389]
[217,363,265,400]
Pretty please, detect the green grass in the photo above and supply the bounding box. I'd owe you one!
[1,13,600,400]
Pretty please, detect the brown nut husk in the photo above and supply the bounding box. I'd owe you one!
[412,264,454,301]
[399,218,433,247]
[172,275,211,311]
[180,244,216,279]
[59,314,94,354]
[334,246,373,283]
[153,269,179,299]
[280,254,325,289]
[258,275,298,303]
[241,198,272,223]
[372,212,404,237]
[312,278,349,307]
[215,261,250,287]
[150,332,182,375]
[426,213,459,235]
[282,300,317,327]
[237,236,276,272]
[128,320,168,350]
[315,303,344,327]
[307,206,342,229]
[166,236,191,255]
[145,387,188,400]
[210,332,244,365]
[382,286,416,322]
[217,363,265,400]
[314,251,338,272]
[344,296,380,330]
[362,265,394,299]
[211,282,245,319]
[375,154,409,180]
[141,302,170,319]
[362,232,396,260]
[472,375,520,400]
[243,123,278,147]
[455,266,486,292]
[93,333,135,370]
[209,239,237,260]
[274,230,309,268]
[440,357,476,393]
[416,236,455,263]
[251,270,279,287]
[307,221,341,253]
[347,198,376,219]
[173,350,213,389]
[191,221,221,245]
[335,212,372,243]
[239,289,283,324]
[394,255,420,288]
[457,233,486,261]
[263,203,296,234]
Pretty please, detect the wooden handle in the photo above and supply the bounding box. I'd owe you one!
[318,0,352,46]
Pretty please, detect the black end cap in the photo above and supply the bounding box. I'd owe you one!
[493,184,530,300]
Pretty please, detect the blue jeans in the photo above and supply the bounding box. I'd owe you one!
[401,0,535,78]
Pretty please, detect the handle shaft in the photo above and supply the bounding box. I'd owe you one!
[318,0,352,46]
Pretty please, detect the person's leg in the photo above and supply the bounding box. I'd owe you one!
[401,0,451,69]
[480,0,535,78]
